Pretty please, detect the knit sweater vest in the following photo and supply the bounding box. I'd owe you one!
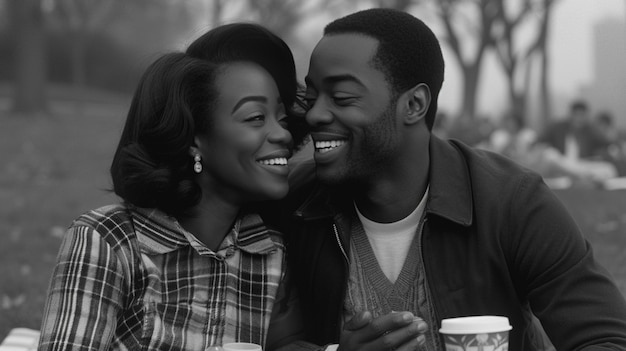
[344,214,442,350]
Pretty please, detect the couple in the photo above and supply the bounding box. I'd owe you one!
[38,8,626,351]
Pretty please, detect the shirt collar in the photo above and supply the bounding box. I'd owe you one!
[130,207,280,255]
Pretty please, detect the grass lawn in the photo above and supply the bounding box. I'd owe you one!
[1,93,625,342]
[0,93,128,341]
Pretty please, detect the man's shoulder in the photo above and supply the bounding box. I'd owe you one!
[447,138,544,194]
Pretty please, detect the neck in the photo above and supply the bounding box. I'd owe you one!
[177,197,241,252]
[354,135,430,223]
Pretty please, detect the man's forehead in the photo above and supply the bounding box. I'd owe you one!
[313,33,378,59]
[308,34,378,76]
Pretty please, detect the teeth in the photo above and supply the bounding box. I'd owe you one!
[315,140,346,153]
[258,157,288,166]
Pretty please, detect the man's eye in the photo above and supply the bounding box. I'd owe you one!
[278,116,290,129]
[304,97,316,109]
[333,96,355,105]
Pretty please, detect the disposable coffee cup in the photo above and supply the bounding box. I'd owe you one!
[222,342,262,351]
[439,315,512,351]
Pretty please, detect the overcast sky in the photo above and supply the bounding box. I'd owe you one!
[549,0,625,93]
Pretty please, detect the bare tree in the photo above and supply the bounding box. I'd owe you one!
[9,0,47,115]
[491,0,557,124]
[433,0,500,120]
[533,0,557,127]
[241,0,346,40]
[49,0,116,88]
[209,0,227,28]
[374,0,415,11]
[243,0,302,38]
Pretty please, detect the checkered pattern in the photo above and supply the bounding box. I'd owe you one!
[39,204,285,350]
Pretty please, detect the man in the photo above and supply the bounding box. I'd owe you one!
[537,100,612,161]
[533,100,618,184]
[282,8,626,351]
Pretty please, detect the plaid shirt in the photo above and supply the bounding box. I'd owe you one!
[39,204,285,350]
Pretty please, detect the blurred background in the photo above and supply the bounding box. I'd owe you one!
[1,0,625,343]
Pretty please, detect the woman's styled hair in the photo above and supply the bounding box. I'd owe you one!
[110,53,217,215]
[324,8,445,131]
[186,22,308,145]
[110,23,305,216]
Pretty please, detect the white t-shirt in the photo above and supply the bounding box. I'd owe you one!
[354,187,429,283]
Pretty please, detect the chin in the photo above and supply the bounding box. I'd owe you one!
[262,184,289,200]
[315,168,347,186]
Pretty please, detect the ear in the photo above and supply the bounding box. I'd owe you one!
[401,83,431,125]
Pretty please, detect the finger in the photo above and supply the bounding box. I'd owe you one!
[344,310,373,331]
[393,336,419,351]
[417,334,426,347]
[375,318,423,350]
[366,311,416,337]
[413,317,428,334]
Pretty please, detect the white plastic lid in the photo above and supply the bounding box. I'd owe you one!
[439,316,512,334]
[222,343,262,351]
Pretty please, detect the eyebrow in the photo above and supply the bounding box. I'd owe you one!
[305,74,366,89]
[232,96,283,113]
[232,96,268,113]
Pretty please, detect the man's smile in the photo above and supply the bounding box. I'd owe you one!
[314,140,347,154]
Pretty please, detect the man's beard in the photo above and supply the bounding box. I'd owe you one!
[319,101,398,186]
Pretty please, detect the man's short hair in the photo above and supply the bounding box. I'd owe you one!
[324,8,445,130]
[570,99,588,113]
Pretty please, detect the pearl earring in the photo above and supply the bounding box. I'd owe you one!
[193,154,202,173]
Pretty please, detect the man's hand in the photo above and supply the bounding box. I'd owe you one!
[337,311,427,351]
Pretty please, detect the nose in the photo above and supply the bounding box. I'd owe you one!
[268,117,293,146]
[305,98,333,127]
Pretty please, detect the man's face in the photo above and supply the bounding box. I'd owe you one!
[570,106,588,128]
[304,34,401,185]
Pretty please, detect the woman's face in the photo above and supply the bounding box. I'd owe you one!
[195,62,293,204]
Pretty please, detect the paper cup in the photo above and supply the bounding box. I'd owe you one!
[222,342,262,351]
[439,316,512,351]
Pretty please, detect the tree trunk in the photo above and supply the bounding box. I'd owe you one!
[509,73,526,120]
[461,64,481,120]
[210,0,223,28]
[70,30,87,88]
[69,28,88,114]
[11,0,47,115]
[537,0,555,130]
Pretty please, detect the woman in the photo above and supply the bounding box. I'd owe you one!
[38,23,307,350]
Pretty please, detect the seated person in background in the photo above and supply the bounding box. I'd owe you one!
[38,23,306,350]
[532,100,617,184]
[537,100,611,160]
[485,111,613,186]
[596,111,626,176]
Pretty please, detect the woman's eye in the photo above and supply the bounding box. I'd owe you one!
[303,96,316,109]
[246,114,265,122]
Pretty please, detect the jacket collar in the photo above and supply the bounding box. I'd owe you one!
[426,136,473,226]
[294,135,473,227]
[130,207,280,255]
